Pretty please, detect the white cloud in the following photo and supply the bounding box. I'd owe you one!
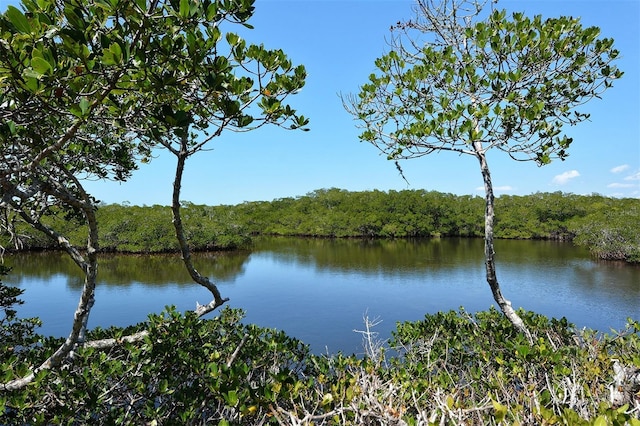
[607,183,635,188]
[610,164,629,174]
[624,171,640,181]
[552,170,580,185]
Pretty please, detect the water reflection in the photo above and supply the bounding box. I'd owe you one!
[6,250,250,289]
[5,237,639,354]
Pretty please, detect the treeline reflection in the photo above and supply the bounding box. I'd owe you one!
[6,250,250,289]
[5,237,623,292]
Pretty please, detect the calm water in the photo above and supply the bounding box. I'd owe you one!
[5,237,639,354]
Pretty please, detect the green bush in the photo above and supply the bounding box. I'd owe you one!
[388,308,640,424]
[2,306,638,424]
[0,265,42,372]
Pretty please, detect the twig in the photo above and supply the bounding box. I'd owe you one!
[226,333,249,368]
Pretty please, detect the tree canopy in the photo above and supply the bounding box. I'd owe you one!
[347,0,622,165]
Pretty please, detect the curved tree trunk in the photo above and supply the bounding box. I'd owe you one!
[473,143,532,343]
[1,200,98,391]
[171,134,228,316]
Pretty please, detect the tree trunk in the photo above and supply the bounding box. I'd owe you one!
[171,134,228,316]
[1,204,98,391]
[473,144,532,343]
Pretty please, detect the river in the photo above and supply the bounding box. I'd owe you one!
[5,237,639,354]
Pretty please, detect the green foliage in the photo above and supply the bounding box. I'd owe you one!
[1,306,316,424]
[1,306,638,424]
[388,309,640,424]
[0,265,41,364]
[0,0,307,256]
[0,203,251,253]
[349,1,622,165]
[570,196,640,262]
[235,189,485,238]
[346,0,624,336]
[0,265,45,418]
[2,190,637,262]
[97,203,251,253]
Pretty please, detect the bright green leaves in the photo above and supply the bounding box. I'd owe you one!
[4,6,32,33]
[289,113,310,131]
[69,97,91,118]
[205,1,219,21]
[1,0,308,401]
[245,44,292,72]
[101,42,123,65]
[0,0,309,233]
[178,0,196,19]
[30,56,52,77]
[348,1,622,166]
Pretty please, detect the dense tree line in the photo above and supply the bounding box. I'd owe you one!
[2,189,637,262]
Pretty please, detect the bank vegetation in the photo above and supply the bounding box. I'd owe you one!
[2,274,639,424]
[2,189,638,263]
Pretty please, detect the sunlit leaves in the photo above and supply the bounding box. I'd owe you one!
[348,0,622,165]
[101,42,123,65]
[1,0,308,189]
[0,2,309,365]
[4,6,31,33]
[69,97,90,118]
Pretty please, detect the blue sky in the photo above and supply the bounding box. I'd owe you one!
[3,0,639,205]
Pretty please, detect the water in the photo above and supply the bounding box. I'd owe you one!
[5,237,639,354]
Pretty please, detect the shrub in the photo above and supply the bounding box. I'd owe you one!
[1,307,638,424]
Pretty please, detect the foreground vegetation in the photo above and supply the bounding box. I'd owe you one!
[1,271,639,424]
[2,190,638,263]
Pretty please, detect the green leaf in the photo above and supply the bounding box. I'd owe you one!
[206,2,218,20]
[6,120,16,135]
[225,390,238,407]
[179,0,191,18]
[5,6,31,33]
[226,32,239,46]
[110,43,123,63]
[31,57,53,77]
[21,73,41,92]
[593,416,608,426]
[321,393,334,406]
[446,394,455,409]
[491,399,507,422]
[79,98,90,116]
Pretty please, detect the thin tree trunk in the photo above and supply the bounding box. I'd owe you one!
[171,134,228,316]
[473,144,532,343]
[1,206,98,391]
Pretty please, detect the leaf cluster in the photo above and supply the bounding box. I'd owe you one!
[0,265,41,367]
[386,308,640,424]
[348,0,623,165]
[0,202,251,252]
[1,305,638,424]
[0,0,308,255]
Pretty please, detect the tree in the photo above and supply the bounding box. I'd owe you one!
[344,0,622,340]
[1,0,150,389]
[0,0,306,390]
[139,2,308,315]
